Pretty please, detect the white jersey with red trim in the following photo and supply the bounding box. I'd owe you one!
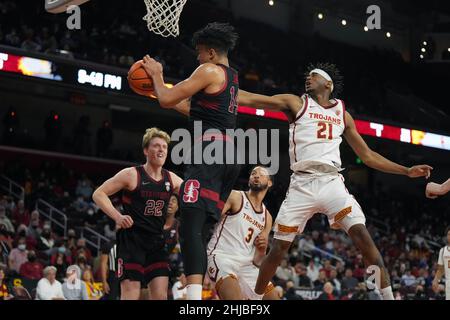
[289,94,347,173]
[207,191,267,261]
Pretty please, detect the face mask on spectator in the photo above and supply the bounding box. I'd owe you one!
[58,247,66,254]
[87,209,94,216]
[18,244,26,251]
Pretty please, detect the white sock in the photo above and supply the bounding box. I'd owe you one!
[380,286,394,300]
[186,284,203,300]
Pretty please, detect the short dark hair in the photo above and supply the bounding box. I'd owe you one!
[305,62,344,98]
[192,22,238,54]
[249,165,275,184]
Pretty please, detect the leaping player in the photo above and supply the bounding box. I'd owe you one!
[237,62,433,300]
[206,166,279,300]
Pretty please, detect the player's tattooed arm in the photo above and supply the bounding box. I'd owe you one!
[253,210,273,267]
[221,190,243,216]
[343,111,433,178]
[142,55,218,107]
[92,168,135,228]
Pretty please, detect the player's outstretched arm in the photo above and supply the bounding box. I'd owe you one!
[253,211,273,267]
[92,168,135,228]
[237,89,303,116]
[141,55,216,108]
[426,178,450,199]
[343,111,433,178]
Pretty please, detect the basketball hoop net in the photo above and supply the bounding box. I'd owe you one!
[143,0,187,37]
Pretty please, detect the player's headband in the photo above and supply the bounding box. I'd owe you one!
[309,68,334,92]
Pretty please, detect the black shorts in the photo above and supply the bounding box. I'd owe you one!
[116,229,170,286]
[180,160,241,222]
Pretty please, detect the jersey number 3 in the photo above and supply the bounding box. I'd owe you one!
[144,200,164,216]
[317,122,333,140]
[245,227,254,243]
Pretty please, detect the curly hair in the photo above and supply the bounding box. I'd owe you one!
[305,62,344,98]
[192,22,238,54]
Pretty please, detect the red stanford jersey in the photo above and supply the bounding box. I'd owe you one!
[121,166,174,237]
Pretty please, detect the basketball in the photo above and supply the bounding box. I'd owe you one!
[127,60,154,96]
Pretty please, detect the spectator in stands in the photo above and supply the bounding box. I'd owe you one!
[0,229,12,265]
[36,224,55,253]
[335,260,345,277]
[53,252,69,282]
[401,270,417,288]
[284,280,303,300]
[35,266,65,300]
[341,268,359,291]
[66,229,77,252]
[50,245,72,266]
[83,207,102,228]
[82,268,102,300]
[298,235,314,255]
[307,256,322,282]
[73,196,89,213]
[352,254,366,281]
[0,264,13,300]
[313,270,328,290]
[72,238,92,263]
[329,269,341,294]
[317,282,336,300]
[0,206,14,233]
[75,253,89,272]
[62,264,88,300]
[293,262,312,288]
[321,260,333,278]
[11,200,30,227]
[19,250,43,280]
[76,175,93,199]
[275,258,296,286]
[8,236,28,276]
[26,210,42,240]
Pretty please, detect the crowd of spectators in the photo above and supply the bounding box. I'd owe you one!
[0,157,448,300]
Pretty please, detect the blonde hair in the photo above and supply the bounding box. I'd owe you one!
[142,127,171,149]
